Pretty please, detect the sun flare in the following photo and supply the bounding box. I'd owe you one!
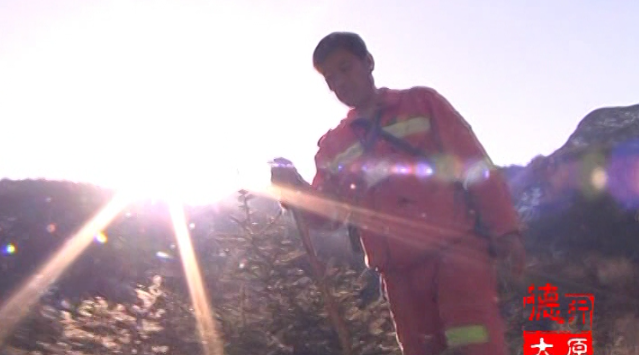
[108,152,273,205]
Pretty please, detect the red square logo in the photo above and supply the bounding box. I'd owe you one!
[523,331,592,355]
[523,283,595,355]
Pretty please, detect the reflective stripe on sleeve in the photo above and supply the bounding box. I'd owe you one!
[327,116,431,174]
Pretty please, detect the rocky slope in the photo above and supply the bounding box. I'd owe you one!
[501,102,639,351]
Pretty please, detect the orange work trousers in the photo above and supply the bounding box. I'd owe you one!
[380,234,508,355]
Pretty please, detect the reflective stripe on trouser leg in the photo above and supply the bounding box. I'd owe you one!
[445,324,489,348]
[381,261,447,355]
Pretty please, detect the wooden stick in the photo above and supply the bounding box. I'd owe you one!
[290,209,353,355]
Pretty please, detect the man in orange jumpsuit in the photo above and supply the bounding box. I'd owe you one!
[271,32,526,355]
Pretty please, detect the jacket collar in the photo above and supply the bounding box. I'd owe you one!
[345,87,402,120]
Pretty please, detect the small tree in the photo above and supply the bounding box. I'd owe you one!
[213,190,400,355]
[5,275,202,355]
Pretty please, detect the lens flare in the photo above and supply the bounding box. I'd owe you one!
[0,192,130,345]
[3,243,16,255]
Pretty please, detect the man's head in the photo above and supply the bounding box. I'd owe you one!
[313,32,376,109]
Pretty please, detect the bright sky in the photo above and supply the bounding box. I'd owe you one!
[1,0,638,204]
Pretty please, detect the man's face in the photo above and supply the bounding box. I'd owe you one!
[318,48,374,108]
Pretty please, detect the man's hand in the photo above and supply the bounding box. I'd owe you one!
[490,232,526,279]
[269,157,306,188]
[269,157,308,210]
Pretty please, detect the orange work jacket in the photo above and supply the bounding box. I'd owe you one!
[301,86,521,272]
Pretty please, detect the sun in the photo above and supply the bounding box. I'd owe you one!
[111,167,246,206]
[1,0,318,206]
[108,152,272,206]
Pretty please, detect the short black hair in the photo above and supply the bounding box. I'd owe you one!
[312,32,369,71]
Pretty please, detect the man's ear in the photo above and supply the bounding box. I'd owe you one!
[366,53,375,72]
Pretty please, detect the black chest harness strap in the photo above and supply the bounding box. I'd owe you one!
[345,111,489,255]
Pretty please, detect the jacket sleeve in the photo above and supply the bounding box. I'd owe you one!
[421,88,522,238]
[292,134,348,231]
